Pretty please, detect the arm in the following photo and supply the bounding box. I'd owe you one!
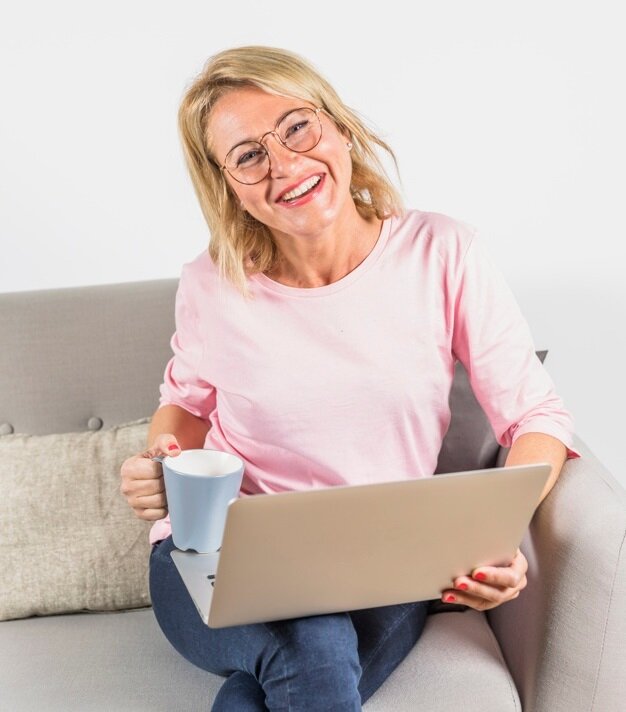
[122,261,215,520]
[147,404,211,451]
[449,228,581,462]
[441,226,580,610]
[504,431,567,506]
[442,431,568,608]
[154,260,217,444]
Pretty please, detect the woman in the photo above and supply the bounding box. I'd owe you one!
[120,45,581,710]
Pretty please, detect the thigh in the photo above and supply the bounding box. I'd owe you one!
[150,538,362,710]
[149,536,276,677]
[151,535,429,705]
[350,600,431,704]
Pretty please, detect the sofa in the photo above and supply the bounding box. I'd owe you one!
[1,278,624,712]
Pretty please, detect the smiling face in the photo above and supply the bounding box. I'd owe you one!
[207,86,355,242]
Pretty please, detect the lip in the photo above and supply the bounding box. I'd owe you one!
[275,173,325,203]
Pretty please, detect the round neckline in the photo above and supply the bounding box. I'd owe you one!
[251,215,393,297]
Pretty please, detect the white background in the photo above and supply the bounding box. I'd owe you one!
[1,1,624,484]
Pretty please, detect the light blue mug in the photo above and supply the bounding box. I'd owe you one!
[153,449,244,553]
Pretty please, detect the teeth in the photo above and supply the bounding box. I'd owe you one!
[281,175,321,201]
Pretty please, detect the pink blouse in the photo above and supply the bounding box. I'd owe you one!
[149,208,581,545]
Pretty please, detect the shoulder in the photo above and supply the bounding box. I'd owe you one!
[176,247,224,296]
[180,248,216,280]
[176,247,245,312]
[171,249,219,313]
[390,207,478,267]
[392,207,477,251]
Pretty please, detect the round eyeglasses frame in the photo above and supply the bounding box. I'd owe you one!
[219,106,325,185]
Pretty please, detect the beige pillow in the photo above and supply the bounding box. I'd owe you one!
[1,417,153,621]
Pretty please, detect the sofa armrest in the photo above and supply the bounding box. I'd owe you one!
[486,434,626,712]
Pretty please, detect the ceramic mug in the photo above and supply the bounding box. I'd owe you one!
[153,449,244,553]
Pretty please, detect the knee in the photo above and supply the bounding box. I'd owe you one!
[213,671,266,712]
[280,613,359,666]
[259,614,362,707]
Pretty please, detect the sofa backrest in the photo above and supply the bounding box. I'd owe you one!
[0,279,177,436]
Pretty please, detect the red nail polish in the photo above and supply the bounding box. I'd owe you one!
[457,583,468,591]
[168,444,178,451]
[475,572,486,581]
[445,594,456,602]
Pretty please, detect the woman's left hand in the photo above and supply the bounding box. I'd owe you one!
[441,547,528,611]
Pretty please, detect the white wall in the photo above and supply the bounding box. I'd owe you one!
[1,1,624,484]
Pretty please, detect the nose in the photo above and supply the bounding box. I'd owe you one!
[260,132,300,177]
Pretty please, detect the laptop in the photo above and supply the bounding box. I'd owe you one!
[170,462,550,628]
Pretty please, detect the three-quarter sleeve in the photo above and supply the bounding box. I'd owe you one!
[450,232,581,460]
[158,263,216,422]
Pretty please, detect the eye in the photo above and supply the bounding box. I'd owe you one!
[285,120,309,138]
[237,149,262,166]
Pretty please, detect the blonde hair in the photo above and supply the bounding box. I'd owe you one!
[177,45,406,296]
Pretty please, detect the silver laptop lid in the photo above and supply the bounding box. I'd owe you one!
[203,463,550,628]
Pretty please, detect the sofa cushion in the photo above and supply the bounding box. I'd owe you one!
[0,418,153,621]
[435,350,548,474]
[365,609,521,710]
[0,607,520,711]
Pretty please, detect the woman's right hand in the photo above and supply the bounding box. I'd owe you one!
[120,434,181,521]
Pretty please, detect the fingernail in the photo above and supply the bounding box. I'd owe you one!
[444,594,456,602]
[168,444,178,451]
[457,583,468,591]
[475,572,486,581]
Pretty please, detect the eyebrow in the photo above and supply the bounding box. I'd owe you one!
[226,107,302,155]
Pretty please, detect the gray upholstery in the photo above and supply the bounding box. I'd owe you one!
[0,607,521,712]
[0,279,177,435]
[491,436,626,712]
[1,279,624,711]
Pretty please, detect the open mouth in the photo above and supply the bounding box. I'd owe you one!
[279,174,324,204]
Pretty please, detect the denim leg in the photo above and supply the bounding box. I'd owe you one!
[150,536,361,711]
[212,670,267,711]
[349,600,431,704]
[260,612,362,711]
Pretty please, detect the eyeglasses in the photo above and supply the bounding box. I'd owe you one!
[219,106,324,185]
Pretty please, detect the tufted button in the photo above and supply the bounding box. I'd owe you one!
[87,417,103,431]
[0,423,14,435]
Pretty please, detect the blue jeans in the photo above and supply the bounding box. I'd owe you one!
[149,535,434,711]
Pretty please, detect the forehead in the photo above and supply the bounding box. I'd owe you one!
[208,87,313,159]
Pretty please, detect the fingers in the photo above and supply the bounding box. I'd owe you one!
[124,477,165,498]
[468,548,528,589]
[131,492,167,510]
[442,549,529,610]
[120,457,158,483]
[444,574,526,605]
[441,578,524,611]
[121,476,167,511]
[443,588,521,612]
[120,432,182,485]
[119,435,180,522]
[132,506,169,522]
[143,434,182,459]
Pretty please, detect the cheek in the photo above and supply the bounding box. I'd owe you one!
[320,136,353,178]
[238,187,269,215]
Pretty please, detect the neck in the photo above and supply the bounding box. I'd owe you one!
[265,209,383,289]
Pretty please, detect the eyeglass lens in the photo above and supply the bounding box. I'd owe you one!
[225,108,321,184]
